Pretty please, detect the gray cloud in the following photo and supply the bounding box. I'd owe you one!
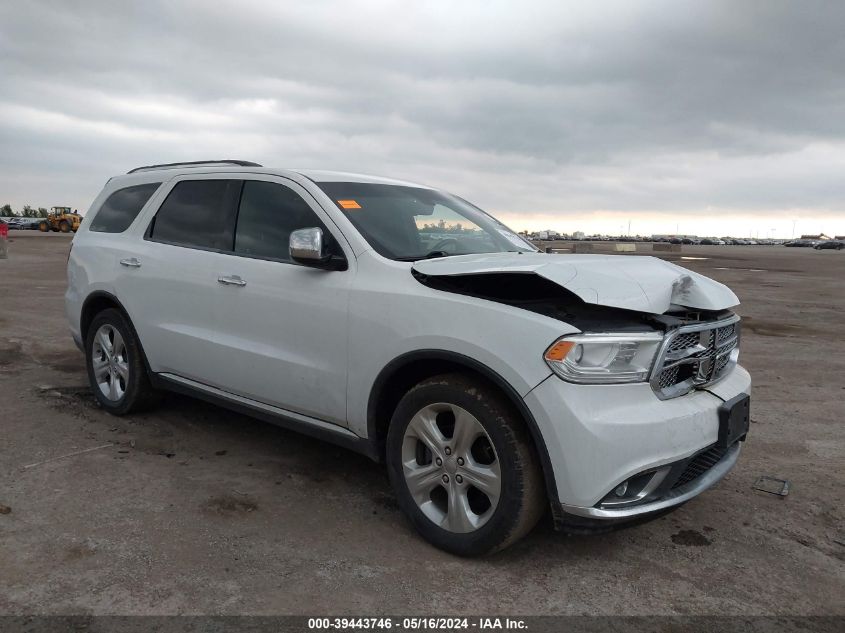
[1,0,843,234]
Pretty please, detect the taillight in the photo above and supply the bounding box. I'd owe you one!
[0,222,7,238]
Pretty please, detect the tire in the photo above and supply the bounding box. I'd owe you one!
[386,373,545,556]
[59,220,70,233]
[38,221,49,232]
[85,308,159,415]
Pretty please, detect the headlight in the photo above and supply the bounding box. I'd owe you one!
[544,332,664,384]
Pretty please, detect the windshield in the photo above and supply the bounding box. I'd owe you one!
[316,182,536,260]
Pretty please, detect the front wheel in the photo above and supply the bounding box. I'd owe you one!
[38,221,49,232]
[386,373,545,556]
[85,309,159,415]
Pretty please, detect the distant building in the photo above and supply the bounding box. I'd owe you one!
[572,231,585,240]
[801,234,832,240]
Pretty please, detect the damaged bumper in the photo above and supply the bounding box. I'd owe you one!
[524,364,751,526]
[557,441,741,523]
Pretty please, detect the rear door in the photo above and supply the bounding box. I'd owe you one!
[116,176,240,384]
[209,176,353,425]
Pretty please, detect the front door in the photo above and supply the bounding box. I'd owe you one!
[210,177,353,425]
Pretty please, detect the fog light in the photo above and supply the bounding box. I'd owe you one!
[614,482,628,497]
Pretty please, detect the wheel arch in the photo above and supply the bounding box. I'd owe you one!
[367,349,559,501]
[80,291,130,342]
[80,291,154,375]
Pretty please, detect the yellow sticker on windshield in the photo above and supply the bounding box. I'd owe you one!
[338,199,361,209]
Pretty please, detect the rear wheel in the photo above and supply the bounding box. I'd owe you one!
[386,373,545,556]
[59,220,70,233]
[85,309,159,415]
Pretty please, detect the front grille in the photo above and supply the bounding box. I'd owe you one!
[716,322,737,343]
[667,332,700,352]
[657,365,679,389]
[672,445,729,489]
[650,317,740,399]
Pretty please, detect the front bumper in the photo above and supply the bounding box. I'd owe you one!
[524,364,751,520]
[559,441,741,520]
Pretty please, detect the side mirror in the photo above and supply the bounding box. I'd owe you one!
[289,227,347,271]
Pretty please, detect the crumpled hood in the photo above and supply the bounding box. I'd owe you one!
[412,252,738,314]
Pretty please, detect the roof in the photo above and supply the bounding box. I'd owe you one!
[110,165,433,190]
[292,169,431,188]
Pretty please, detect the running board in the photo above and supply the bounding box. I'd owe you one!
[153,373,379,461]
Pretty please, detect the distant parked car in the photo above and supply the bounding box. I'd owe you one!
[786,240,817,247]
[8,217,39,230]
[700,239,715,245]
[814,240,844,250]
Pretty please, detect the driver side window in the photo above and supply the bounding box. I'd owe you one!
[234,181,336,262]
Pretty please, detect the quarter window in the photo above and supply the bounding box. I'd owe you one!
[234,181,336,262]
[148,180,240,250]
[89,183,161,233]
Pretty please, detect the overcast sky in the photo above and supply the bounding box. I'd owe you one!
[1,0,843,237]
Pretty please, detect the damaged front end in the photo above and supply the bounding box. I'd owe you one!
[411,266,735,333]
[411,253,741,399]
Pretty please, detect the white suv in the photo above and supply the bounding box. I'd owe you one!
[66,160,751,555]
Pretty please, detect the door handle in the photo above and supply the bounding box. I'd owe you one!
[120,258,141,268]
[217,275,247,287]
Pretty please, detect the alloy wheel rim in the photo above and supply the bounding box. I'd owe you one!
[401,403,501,533]
[91,324,129,402]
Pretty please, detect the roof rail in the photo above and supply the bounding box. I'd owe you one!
[127,160,263,174]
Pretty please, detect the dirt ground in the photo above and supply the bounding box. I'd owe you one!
[0,233,842,615]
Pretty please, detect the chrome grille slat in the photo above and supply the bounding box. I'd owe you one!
[650,316,740,400]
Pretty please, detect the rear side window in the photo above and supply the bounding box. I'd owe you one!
[89,183,161,233]
[148,180,240,250]
[234,181,336,262]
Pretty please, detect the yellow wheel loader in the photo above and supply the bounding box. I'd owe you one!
[38,207,83,233]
